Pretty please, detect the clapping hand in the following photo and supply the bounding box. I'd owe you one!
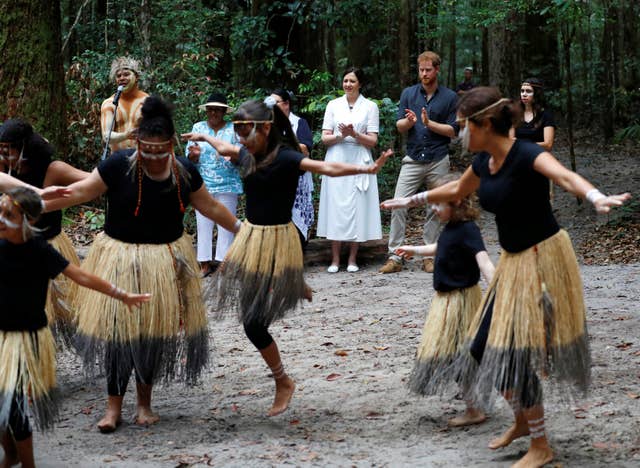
[404,108,417,125]
[337,123,357,138]
[421,107,429,126]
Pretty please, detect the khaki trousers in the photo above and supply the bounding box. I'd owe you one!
[388,155,450,261]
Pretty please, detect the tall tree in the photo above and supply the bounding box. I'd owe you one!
[0,0,68,153]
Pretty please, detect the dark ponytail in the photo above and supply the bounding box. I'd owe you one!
[458,87,522,136]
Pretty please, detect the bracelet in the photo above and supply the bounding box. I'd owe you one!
[408,191,428,207]
[233,219,242,233]
[110,283,125,300]
[586,189,606,204]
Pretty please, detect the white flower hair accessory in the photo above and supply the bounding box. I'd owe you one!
[263,96,277,109]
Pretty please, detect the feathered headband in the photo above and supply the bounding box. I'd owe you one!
[109,56,142,81]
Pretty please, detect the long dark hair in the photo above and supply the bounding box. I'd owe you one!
[232,99,301,171]
[0,119,54,177]
[520,77,547,128]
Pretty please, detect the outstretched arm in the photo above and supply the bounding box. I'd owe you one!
[190,185,241,233]
[43,169,108,212]
[533,152,631,213]
[180,133,240,160]
[475,251,495,283]
[63,263,151,309]
[395,243,437,260]
[381,165,480,209]
[300,148,393,177]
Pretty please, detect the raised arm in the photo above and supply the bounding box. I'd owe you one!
[475,251,495,283]
[381,165,480,209]
[44,169,108,212]
[300,149,393,177]
[533,152,631,213]
[189,185,240,233]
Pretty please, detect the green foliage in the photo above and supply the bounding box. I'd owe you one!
[82,209,105,231]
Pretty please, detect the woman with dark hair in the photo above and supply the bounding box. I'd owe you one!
[382,87,630,468]
[316,67,383,273]
[511,78,555,151]
[0,119,89,347]
[46,96,239,433]
[269,88,315,247]
[182,98,391,416]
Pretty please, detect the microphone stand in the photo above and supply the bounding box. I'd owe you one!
[101,91,122,160]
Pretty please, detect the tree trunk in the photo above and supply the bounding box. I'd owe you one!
[398,0,412,88]
[600,1,615,139]
[140,0,152,71]
[481,27,489,85]
[487,13,520,96]
[0,0,68,154]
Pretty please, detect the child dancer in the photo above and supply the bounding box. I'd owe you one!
[0,187,149,468]
[396,174,494,427]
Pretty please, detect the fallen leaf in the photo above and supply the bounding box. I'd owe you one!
[615,342,633,350]
[326,373,342,381]
[321,342,334,347]
[402,323,418,328]
[80,405,94,415]
[365,411,383,419]
[626,392,640,399]
[374,346,389,351]
[238,389,258,396]
[334,349,349,356]
[231,404,239,412]
[290,419,300,425]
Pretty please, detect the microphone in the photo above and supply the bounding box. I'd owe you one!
[112,85,125,106]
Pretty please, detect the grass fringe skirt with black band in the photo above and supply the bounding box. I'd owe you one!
[211,221,305,326]
[0,327,59,432]
[452,229,591,410]
[73,232,208,385]
[409,284,482,396]
[46,231,80,349]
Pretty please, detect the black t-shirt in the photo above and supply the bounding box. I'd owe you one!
[433,221,486,292]
[514,109,555,144]
[243,147,305,225]
[472,140,559,253]
[0,237,69,331]
[98,151,203,244]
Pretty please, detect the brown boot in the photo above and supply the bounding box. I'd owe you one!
[379,258,402,274]
[422,258,434,273]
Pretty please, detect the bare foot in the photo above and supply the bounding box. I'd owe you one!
[511,446,554,468]
[135,407,160,426]
[489,423,530,449]
[267,376,295,417]
[303,283,313,302]
[448,408,487,427]
[97,410,122,433]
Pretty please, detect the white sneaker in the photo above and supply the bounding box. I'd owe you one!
[327,265,339,273]
[346,264,359,273]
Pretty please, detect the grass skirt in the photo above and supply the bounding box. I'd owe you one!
[211,221,304,326]
[73,232,208,385]
[0,327,59,432]
[409,285,482,396]
[453,230,590,410]
[46,231,80,349]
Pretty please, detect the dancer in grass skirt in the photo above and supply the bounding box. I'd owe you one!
[182,97,392,416]
[396,173,494,427]
[0,187,149,468]
[382,87,631,468]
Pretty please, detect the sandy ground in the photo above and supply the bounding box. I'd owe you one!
[31,255,640,467]
[13,138,640,467]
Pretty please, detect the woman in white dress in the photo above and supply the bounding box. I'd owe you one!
[317,67,382,273]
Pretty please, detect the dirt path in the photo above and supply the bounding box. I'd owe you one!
[35,254,639,467]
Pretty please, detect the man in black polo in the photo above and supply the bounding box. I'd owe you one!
[456,66,476,96]
[379,50,458,274]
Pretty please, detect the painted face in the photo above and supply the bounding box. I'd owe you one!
[138,137,172,175]
[418,60,438,87]
[0,143,23,175]
[342,72,360,95]
[430,203,452,222]
[520,85,534,104]
[0,196,24,242]
[116,68,137,92]
[233,120,270,154]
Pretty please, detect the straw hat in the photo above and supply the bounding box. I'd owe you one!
[198,92,232,113]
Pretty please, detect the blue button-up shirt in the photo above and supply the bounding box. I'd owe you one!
[397,84,458,162]
[185,121,243,194]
